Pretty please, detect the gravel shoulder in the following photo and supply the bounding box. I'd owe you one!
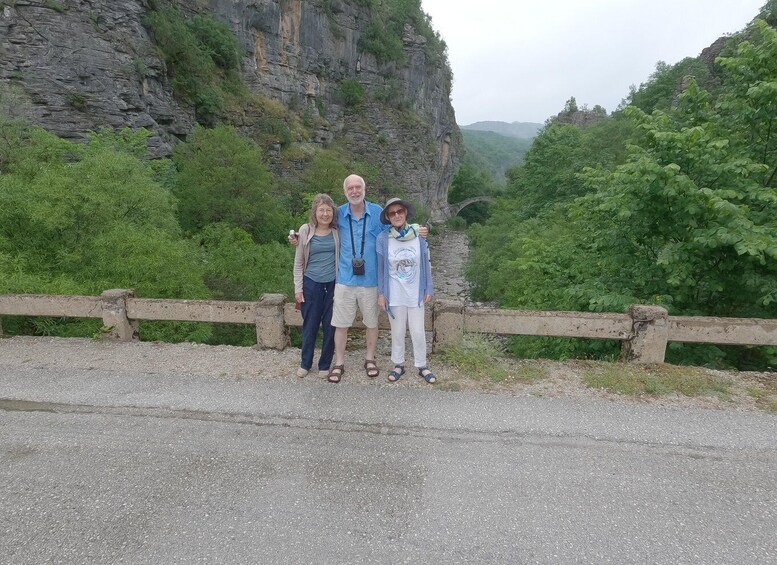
[1,335,774,415]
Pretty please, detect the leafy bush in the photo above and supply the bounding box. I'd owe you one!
[357,0,448,76]
[0,125,211,341]
[338,79,365,109]
[172,124,292,244]
[187,14,241,70]
[197,222,294,345]
[446,216,467,231]
[359,21,406,65]
[466,18,777,370]
[145,5,244,122]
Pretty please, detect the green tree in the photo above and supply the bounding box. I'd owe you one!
[467,17,777,368]
[0,125,211,341]
[197,222,294,345]
[172,124,291,243]
[448,157,499,225]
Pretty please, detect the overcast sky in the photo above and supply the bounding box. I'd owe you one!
[420,0,766,125]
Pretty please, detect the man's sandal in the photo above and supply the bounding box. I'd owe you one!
[387,365,405,382]
[418,367,436,384]
[327,365,344,383]
[364,359,380,378]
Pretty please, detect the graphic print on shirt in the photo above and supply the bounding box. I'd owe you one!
[389,246,418,284]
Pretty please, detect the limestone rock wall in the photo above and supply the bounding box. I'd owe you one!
[0,0,461,220]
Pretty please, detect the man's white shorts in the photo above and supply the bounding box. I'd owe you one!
[331,284,379,328]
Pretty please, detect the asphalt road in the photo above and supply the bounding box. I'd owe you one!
[1,355,776,564]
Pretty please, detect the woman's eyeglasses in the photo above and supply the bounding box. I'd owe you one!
[387,208,406,217]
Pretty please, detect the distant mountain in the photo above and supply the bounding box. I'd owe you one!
[461,121,543,140]
[461,130,533,180]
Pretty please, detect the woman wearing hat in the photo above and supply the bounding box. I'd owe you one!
[376,197,436,384]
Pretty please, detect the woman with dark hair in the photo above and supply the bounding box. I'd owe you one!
[292,194,339,378]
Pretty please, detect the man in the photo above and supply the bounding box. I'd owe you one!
[291,174,427,383]
[326,174,385,383]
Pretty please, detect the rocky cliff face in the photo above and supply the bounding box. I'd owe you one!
[0,0,461,220]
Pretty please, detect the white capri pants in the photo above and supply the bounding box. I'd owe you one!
[389,305,427,368]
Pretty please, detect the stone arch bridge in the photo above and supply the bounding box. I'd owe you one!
[446,196,496,218]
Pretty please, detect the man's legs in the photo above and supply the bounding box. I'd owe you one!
[331,284,358,372]
[357,286,380,377]
[366,326,379,363]
[333,326,348,367]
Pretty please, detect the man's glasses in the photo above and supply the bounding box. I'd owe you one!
[387,208,406,217]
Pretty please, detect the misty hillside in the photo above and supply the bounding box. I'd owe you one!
[461,120,543,139]
[461,130,532,180]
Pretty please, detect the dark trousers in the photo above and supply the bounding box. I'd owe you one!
[300,276,335,371]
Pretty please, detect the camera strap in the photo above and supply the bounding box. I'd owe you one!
[349,214,366,259]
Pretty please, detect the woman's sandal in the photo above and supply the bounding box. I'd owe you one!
[418,367,437,384]
[327,365,344,383]
[387,365,405,382]
[364,359,380,378]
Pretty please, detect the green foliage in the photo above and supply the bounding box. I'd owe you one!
[445,216,467,231]
[66,92,87,111]
[187,14,241,70]
[582,364,732,398]
[299,149,351,200]
[145,4,244,122]
[338,78,365,109]
[625,58,715,114]
[439,335,507,380]
[357,0,448,76]
[0,124,211,341]
[254,116,293,148]
[197,222,294,345]
[448,157,500,225]
[505,115,634,220]
[199,223,293,300]
[360,20,406,65]
[45,0,66,13]
[467,17,777,369]
[172,124,292,244]
[461,130,532,180]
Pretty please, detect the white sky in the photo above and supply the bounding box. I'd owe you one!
[420,0,766,125]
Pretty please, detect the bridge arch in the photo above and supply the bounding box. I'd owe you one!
[447,196,495,218]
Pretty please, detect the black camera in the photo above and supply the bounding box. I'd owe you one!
[352,258,365,276]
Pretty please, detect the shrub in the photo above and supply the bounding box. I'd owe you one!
[172,124,291,244]
[338,79,365,109]
[446,215,467,231]
[0,125,211,342]
[145,5,245,122]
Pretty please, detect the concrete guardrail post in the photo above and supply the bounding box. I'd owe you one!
[432,299,465,353]
[621,304,669,363]
[256,293,287,350]
[100,289,138,341]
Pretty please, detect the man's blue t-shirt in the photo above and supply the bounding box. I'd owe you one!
[337,200,387,287]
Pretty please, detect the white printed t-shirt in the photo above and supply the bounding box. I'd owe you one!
[387,237,421,308]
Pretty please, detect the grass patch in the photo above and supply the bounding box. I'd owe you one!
[748,379,777,413]
[45,0,66,13]
[436,381,462,392]
[583,364,733,399]
[440,335,548,385]
[66,92,87,111]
